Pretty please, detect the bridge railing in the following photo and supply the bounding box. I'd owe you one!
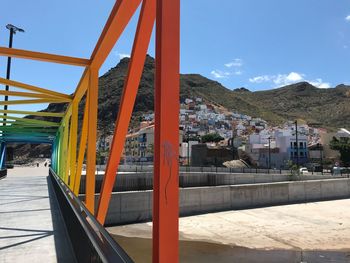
[49,168,133,263]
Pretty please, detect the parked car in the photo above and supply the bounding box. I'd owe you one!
[299,167,309,174]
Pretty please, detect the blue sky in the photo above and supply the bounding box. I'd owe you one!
[1,0,350,112]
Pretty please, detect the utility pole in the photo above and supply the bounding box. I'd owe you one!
[319,143,323,174]
[295,120,299,168]
[228,136,235,160]
[268,136,271,169]
[4,24,25,122]
[186,125,190,167]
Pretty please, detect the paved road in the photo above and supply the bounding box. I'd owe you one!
[0,167,76,263]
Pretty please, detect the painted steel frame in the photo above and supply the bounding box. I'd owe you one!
[0,0,179,261]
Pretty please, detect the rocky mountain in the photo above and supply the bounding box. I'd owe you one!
[237,82,350,130]
[30,55,350,131]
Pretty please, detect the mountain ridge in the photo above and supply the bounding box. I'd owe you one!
[32,55,350,131]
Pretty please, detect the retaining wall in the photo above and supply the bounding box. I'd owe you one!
[83,178,350,226]
[111,165,291,174]
[79,172,336,194]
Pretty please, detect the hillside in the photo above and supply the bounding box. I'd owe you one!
[237,82,350,129]
[29,55,350,131]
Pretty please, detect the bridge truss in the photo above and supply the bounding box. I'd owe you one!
[0,0,179,262]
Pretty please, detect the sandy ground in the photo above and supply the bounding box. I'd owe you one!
[108,199,350,251]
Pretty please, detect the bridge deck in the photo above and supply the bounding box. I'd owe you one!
[0,167,76,263]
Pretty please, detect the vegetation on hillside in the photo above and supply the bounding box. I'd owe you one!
[330,137,350,166]
[201,133,224,143]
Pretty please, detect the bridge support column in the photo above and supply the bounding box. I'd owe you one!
[153,0,180,262]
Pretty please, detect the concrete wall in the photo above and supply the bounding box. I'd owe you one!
[79,172,336,194]
[84,178,350,226]
[108,164,292,174]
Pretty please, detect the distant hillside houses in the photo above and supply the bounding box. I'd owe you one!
[96,97,342,168]
[244,122,329,169]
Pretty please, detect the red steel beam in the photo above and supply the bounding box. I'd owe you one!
[152,0,180,262]
[96,0,156,224]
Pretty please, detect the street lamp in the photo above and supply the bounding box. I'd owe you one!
[4,24,25,121]
[228,137,235,160]
[186,125,190,167]
[317,143,323,174]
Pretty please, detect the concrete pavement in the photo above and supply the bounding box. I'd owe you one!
[0,167,76,263]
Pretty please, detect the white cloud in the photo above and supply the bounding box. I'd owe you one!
[249,75,271,83]
[249,72,331,89]
[114,51,130,60]
[273,72,304,86]
[211,70,231,79]
[211,58,244,79]
[225,59,243,68]
[345,15,350,22]
[309,79,331,89]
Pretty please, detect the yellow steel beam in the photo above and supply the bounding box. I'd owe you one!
[73,91,89,195]
[0,99,68,105]
[0,90,72,101]
[0,115,60,126]
[0,78,73,99]
[0,109,64,117]
[0,77,72,100]
[65,118,72,187]
[0,47,90,67]
[85,67,99,214]
[57,126,63,176]
[68,101,78,189]
[61,119,70,183]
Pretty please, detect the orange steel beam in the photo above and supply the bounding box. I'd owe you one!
[90,0,142,69]
[0,47,90,67]
[152,0,180,262]
[96,0,156,224]
[85,67,99,214]
[72,0,142,111]
[72,71,89,104]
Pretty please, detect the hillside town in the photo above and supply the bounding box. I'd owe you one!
[98,97,345,170]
